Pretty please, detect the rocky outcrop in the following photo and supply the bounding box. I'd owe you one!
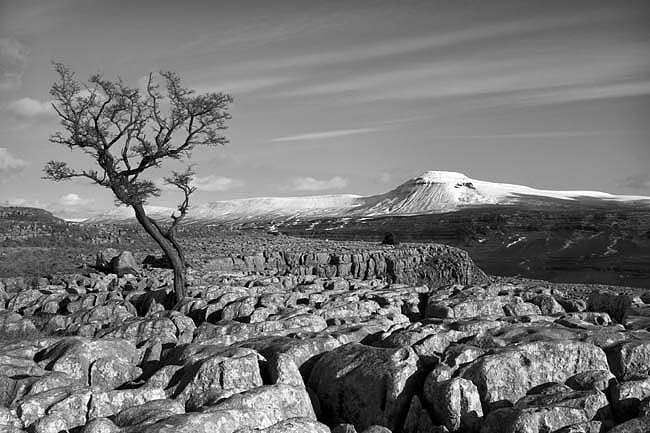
[308,343,420,432]
[460,340,610,409]
[481,387,611,433]
[95,249,140,276]
[424,377,482,432]
[204,244,488,288]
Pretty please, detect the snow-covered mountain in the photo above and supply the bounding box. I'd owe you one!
[357,171,650,215]
[86,171,650,223]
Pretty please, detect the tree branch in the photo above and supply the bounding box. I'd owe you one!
[164,166,197,236]
[42,160,108,186]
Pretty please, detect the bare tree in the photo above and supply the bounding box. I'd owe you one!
[44,63,232,304]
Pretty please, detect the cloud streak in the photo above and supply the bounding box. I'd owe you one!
[159,174,243,192]
[270,127,383,142]
[289,176,348,191]
[188,9,629,104]
[192,175,243,192]
[425,131,626,140]
[282,39,650,107]
[269,6,649,109]
[193,77,288,95]
[0,37,28,91]
[233,10,623,74]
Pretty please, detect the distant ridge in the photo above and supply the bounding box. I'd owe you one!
[0,206,65,224]
[83,170,650,223]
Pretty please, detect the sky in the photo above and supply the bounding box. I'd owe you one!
[0,0,649,218]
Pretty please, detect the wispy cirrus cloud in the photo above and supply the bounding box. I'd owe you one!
[275,10,650,108]
[270,127,382,142]
[193,76,289,95]
[288,176,348,192]
[424,130,624,140]
[135,73,287,97]
[234,10,622,73]
[172,4,350,55]
[0,37,28,91]
[187,10,626,102]
[283,39,650,106]
[511,81,650,106]
[0,0,79,36]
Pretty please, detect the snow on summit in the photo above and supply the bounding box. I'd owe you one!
[414,171,472,183]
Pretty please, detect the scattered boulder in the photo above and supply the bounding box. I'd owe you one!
[36,337,139,384]
[111,251,140,277]
[308,343,419,432]
[133,384,315,433]
[424,377,482,432]
[460,340,610,408]
[89,388,167,419]
[0,310,38,339]
[174,347,263,409]
[606,339,650,379]
[481,389,611,433]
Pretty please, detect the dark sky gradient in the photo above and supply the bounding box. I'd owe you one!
[1,0,649,216]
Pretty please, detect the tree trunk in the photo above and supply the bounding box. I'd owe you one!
[168,229,187,266]
[169,251,186,303]
[132,203,187,304]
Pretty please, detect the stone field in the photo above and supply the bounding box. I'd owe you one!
[1,241,650,432]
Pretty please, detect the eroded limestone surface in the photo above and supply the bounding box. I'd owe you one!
[1,246,649,433]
